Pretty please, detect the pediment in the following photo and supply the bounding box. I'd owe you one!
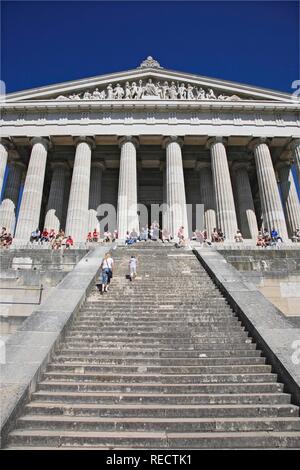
[4,60,295,104]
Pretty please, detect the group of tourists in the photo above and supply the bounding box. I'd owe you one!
[29,228,74,249]
[256,228,284,248]
[0,227,13,248]
[86,229,118,243]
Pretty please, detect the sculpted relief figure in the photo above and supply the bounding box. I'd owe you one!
[206,88,217,100]
[161,81,169,99]
[145,78,159,96]
[196,87,206,99]
[83,90,92,100]
[92,88,102,99]
[136,80,144,99]
[187,84,195,100]
[125,82,132,99]
[114,83,124,99]
[178,83,187,99]
[169,82,178,99]
[131,82,138,99]
[107,84,114,99]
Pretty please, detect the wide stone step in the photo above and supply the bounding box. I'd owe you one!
[31,390,291,405]
[7,429,300,449]
[22,402,299,418]
[58,347,260,357]
[64,332,249,342]
[15,415,300,433]
[62,338,253,348]
[72,319,241,327]
[68,326,246,335]
[38,380,285,394]
[46,363,271,375]
[42,371,278,384]
[52,355,266,366]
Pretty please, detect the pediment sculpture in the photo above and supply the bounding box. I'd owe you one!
[56,79,242,102]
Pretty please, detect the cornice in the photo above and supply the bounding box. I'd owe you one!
[1,100,300,113]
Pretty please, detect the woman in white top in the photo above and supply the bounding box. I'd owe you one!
[100,253,114,293]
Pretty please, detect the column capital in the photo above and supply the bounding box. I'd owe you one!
[275,159,292,171]
[91,161,106,171]
[196,161,211,171]
[162,136,183,148]
[206,136,227,149]
[248,137,271,152]
[50,161,69,171]
[0,138,14,151]
[231,160,251,172]
[73,136,96,149]
[30,137,51,150]
[288,139,300,151]
[118,136,139,148]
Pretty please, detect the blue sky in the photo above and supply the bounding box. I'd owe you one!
[1,1,299,94]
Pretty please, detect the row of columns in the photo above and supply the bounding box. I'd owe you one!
[0,136,299,242]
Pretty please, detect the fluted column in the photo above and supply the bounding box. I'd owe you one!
[0,157,24,234]
[44,162,68,232]
[0,142,9,199]
[65,137,94,241]
[14,138,49,241]
[198,162,216,238]
[117,136,139,239]
[61,171,71,231]
[160,163,169,232]
[277,160,300,236]
[88,162,105,232]
[232,162,258,240]
[289,139,300,187]
[208,137,238,240]
[251,138,288,240]
[164,136,188,238]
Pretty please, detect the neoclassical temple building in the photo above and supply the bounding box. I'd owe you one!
[0,56,300,242]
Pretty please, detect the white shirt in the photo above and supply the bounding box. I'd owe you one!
[102,257,113,269]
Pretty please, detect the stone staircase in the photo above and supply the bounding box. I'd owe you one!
[5,243,300,449]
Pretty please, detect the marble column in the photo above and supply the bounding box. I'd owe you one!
[164,136,188,239]
[251,138,288,240]
[289,139,300,187]
[197,162,216,238]
[0,142,9,199]
[0,158,24,234]
[44,162,68,232]
[88,162,105,232]
[61,171,71,231]
[208,137,238,240]
[14,137,49,241]
[117,136,139,239]
[232,162,258,240]
[160,163,169,232]
[277,160,300,236]
[65,137,94,241]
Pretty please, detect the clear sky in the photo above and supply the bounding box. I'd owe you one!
[1,0,299,94]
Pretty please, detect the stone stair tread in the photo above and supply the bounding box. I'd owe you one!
[33,390,288,398]
[7,429,300,439]
[25,402,297,410]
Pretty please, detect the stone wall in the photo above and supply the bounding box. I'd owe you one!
[0,248,88,336]
[219,249,300,316]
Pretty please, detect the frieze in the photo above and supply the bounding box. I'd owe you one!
[55,78,243,102]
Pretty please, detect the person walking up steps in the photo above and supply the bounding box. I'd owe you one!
[129,255,137,281]
[100,252,114,293]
